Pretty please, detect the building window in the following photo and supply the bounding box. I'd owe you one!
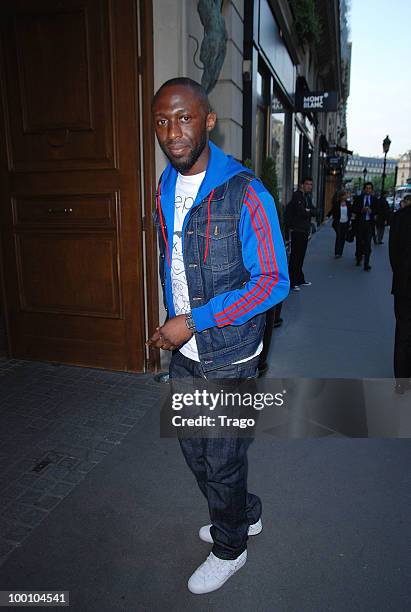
[255,65,270,178]
[270,89,286,205]
[294,128,302,190]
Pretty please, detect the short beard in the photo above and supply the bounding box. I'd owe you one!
[161,132,207,174]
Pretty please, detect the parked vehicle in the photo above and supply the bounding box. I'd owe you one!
[393,183,411,210]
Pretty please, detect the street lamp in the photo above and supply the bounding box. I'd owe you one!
[381,135,391,195]
[363,167,367,187]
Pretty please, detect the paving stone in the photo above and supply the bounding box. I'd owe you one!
[95,441,118,453]
[58,457,81,470]
[51,482,76,497]
[17,506,48,527]
[43,451,65,463]
[58,446,89,460]
[30,477,55,492]
[104,432,124,443]
[0,516,12,536]
[76,461,97,474]
[16,473,41,488]
[121,417,138,426]
[0,538,15,556]
[85,450,107,463]
[14,458,37,471]
[18,490,43,505]
[34,495,61,510]
[1,484,26,500]
[4,524,32,544]
[112,424,134,434]
[62,471,85,485]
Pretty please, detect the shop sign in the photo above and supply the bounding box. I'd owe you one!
[296,91,338,112]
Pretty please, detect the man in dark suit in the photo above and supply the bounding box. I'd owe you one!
[389,194,411,394]
[285,177,316,290]
[375,191,390,244]
[352,181,378,271]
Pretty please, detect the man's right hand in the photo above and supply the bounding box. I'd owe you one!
[146,328,177,351]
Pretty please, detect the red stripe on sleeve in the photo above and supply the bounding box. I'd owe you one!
[214,198,267,322]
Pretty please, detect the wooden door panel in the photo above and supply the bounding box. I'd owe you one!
[12,192,118,227]
[16,232,121,315]
[14,310,126,369]
[0,0,146,371]
[3,0,115,172]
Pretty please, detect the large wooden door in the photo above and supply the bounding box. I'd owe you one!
[0,0,147,371]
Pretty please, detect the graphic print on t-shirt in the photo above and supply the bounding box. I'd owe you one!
[171,172,205,361]
[172,193,196,317]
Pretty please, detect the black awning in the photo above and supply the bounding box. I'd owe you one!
[336,145,353,155]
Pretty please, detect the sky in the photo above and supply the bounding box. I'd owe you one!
[347,0,411,158]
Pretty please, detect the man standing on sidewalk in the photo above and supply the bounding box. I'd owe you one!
[352,182,378,270]
[148,78,289,594]
[389,194,411,394]
[285,177,316,291]
[375,191,390,244]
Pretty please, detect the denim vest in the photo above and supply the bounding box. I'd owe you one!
[155,171,266,372]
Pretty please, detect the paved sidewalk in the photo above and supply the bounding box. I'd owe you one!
[267,221,395,378]
[1,224,410,611]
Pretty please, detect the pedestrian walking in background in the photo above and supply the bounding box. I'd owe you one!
[285,177,317,290]
[352,181,378,271]
[375,190,390,244]
[328,189,352,258]
[389,194,411,394]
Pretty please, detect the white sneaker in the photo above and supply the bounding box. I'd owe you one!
[188,550,247,594]
[199,518,262,543]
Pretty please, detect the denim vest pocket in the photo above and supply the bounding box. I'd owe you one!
[196,217,241,270]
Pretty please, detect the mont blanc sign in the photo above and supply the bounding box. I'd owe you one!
[296,90,338,112]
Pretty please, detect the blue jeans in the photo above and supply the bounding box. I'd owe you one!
[169,350,262,560]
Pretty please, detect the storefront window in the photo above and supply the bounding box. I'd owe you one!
[255,68,269,178]
[270,92,285,205]
[255,106,265,178]
[294,129,302,190]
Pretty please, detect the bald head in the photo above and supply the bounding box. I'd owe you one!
[152,77,211,114]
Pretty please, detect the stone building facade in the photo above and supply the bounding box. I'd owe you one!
[396,150,411,186]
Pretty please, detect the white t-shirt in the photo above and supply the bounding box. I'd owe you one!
[171,171,262,363]
[340,203,348,223]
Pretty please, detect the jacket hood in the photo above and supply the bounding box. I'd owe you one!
[159,140,252,210]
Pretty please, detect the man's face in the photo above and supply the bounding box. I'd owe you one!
[152,85,216,175]
[302,180,313,194]
[364,184,373,196]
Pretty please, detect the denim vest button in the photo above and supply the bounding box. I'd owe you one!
[188,263,198,268]
[187,230,194,235]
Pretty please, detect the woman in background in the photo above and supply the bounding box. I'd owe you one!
[328,190,352,258]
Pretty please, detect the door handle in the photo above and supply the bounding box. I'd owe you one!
[47,207,73,214]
